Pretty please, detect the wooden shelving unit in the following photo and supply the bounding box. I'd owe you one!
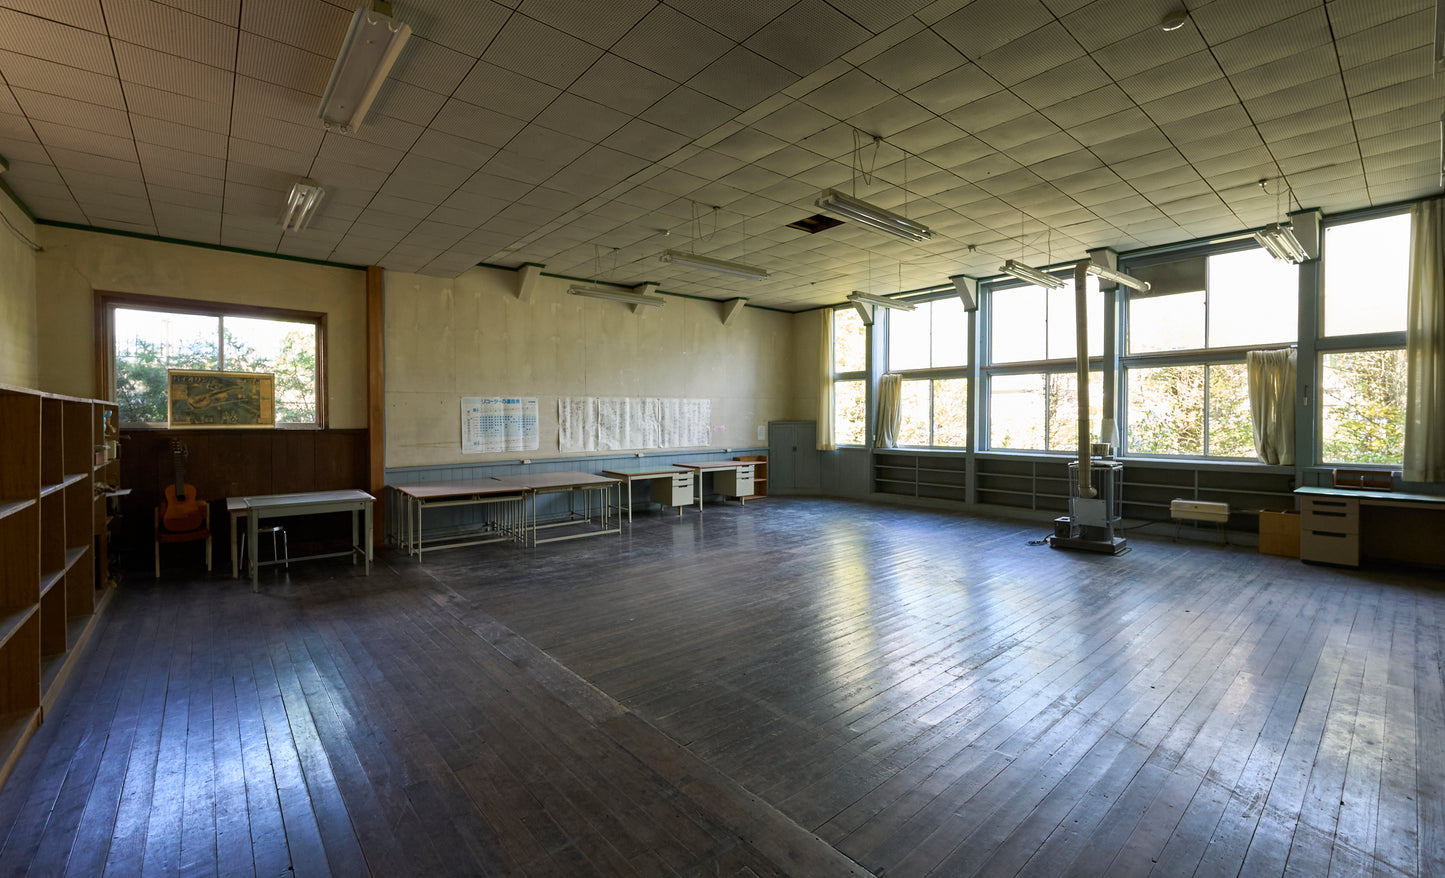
[0,384,121,789]
[733,455,767,500]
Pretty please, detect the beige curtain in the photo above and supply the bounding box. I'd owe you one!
[875,373,902,448]
[1404,196,1445,482]
[1247,348,1296,465]
[817,309,836,451]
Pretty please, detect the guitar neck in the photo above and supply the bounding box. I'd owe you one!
[172,445,187,501]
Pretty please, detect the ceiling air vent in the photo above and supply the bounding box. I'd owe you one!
[787,214,844,234]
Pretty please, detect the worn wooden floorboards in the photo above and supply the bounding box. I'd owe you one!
[0,497,1439,877]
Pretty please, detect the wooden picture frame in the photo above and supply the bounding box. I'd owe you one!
[167,370,276,428]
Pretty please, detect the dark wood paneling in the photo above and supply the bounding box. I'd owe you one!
[116,429,367,566]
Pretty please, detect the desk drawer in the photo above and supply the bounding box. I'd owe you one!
[715,469,753,497]
[650,476,693,507]
[1300,528,1359,567]
[1301,496,1359,534]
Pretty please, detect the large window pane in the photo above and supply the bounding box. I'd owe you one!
[1127,364,1205,455]
[225,316,318,424]
[1045,279,1103,360]
[898,380,930,446]
[114,309,220,424]
[990,286,1047,363]
[932,378,968,447]
[1046,373,1102,452]
[834,379,867,445]
[1320,350,1406,464]
[931,299,968,368]
[833,307,866,372]
[989,373,1045,449]
[1129,291,1205,353]
[1206,363,1253,457]
[1323,214,1411,337]
[1208,249,1297,348]
[889,306,931,371]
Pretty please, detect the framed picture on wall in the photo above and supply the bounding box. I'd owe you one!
[167,370,276,428]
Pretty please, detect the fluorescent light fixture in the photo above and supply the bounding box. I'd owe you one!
[1253,222,1310,264]
[1083,261,1150,292]
[659,249,768,280]
[280,179,324,232]
[999,259,1064,289]
[1437,0,1444,73]
[815,189,932,242]
[318,2,412,134]
[847,291,916,311]
[568,285,664,308]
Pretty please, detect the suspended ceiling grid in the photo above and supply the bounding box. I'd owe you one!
[0,0,1438,310]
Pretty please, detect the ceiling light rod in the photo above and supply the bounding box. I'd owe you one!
[1253,223,1310,264]
[816,189,932,242]
[318,1,412,134]
[847,291,916,311]
[1083,261,1150,292]
[280,179,324,232]
[567,285,665,307]
[659,249,768,280]
[999,259,1064,289]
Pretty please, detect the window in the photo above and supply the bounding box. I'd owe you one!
[989,372,1102,452]
[888,298,969,447]
[991,278,1102,363]
[984,275,1103,452]
[832,306,867,445]
[1122,247,1297,458]
[1318,212,1411,464]
[109,299,322,427]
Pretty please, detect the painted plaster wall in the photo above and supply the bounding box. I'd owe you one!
[0,186,38,388]
[790,308,822,427]
[385,266,796,468]
[33,226,367,427]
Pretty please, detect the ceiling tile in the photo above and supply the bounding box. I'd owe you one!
[0,6,116,74]
[483,14,603,90]
[234,33,330,97]
[974,22,1085,87]
[612,4,733,83]
[104,0,236,68]
[664,0,795,43]
[570,54,678,116]
[860,27,966,93]
[745,0,871,78]
[690,46,799,111]
[0,50,124,108]
[932,0,1054,57]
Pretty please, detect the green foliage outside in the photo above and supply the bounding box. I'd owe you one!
[1127,364,1253,457]
[1321,350,1406,464]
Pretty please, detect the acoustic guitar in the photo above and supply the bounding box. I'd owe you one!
[161,440,206,532]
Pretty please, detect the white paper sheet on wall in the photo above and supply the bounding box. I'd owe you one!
[462,396,539,453]
[558,397,707,452]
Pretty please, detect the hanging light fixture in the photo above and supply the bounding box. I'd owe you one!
[816,189,932,242]
[659,250,768,280]
[567,285,664,308]
[1083,261,1150,292]
[279,179,325,232]
[998,259,1064,289]
[847,291,916,311]
[318,2,412,134]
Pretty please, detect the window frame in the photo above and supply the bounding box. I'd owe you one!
[1116,241,1299,461]
[885,294,971,449]
[1312,207,1412,467]
[97,290,328,429]
[981,275,1106,454]
[830,304,869,447]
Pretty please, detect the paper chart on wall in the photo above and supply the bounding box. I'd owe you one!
[558,397,707,453]
[462,396,539,453]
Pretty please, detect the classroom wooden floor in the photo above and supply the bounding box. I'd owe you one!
[0,497,1440,877]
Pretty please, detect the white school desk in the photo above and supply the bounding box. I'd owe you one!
[1295,486,1445,568]
[672,461,756,511]
[390,480,527,560]
[490,472,620,546]
[599,465,698,521]
[237,489,374,591]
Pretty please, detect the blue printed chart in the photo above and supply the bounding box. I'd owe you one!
[461,396,539,453]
